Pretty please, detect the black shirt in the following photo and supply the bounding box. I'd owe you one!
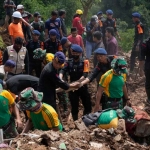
[44,38,62,54]
[3,0,15,16]
[59,17,67,37]
[26,40,42,63]
[38,62,69,92]
[60,58,88,82]
[88,56,114,82]
[6,75,39,95]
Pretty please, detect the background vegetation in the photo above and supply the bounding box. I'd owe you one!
[0,0,150,52]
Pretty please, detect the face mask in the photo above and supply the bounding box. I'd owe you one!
[73,55,80,60]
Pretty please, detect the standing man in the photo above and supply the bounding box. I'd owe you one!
[38,51,80,110]
[93,31,105,67]
[72,9,84,36]
[102,9,120,48]
[44,29,62,54]
[130,12,144,74]
[68,27,85,54]
[3,0,16,28]
[31,12,45,42]
[16,4,32,40]
[45,11,63,40]
[26,30,43,77]
[59,44,92,121]
[59,10,67,37]
[3,37,29,79]
[8,11,24,44]
[86,16,102,59]
[94,58,129,112]
[140,36,150,103]
[105,27,118,55]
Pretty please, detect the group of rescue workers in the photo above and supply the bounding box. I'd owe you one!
[1,0,150,144]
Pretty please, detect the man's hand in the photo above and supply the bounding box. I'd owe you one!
[70,82,81,89]
[16,119,23,129]
[93,104,100,112]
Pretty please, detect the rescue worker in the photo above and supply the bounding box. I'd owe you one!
[140,35,150,103]
[0,60,16,81]
[3,37,29,79]
[4,74,39,95]
[94,58,130,112]
[26,30,43,77]
[86,16,102,59]
[61,37,72,58]
[59,9,67,37]
[102,9,120,48]
[31,12,45,42]
[17,87,63,132]
[38,51,80,110]
[0,83,22,139]
[16,4,32,40]
[44,29,62,54]
[81,48,113,86]
[33,48,69,112]
[92,31,105,68]
[130,12,144,75]
[3,0,16,28]
[72,9,84,36]
[45,10,63,39]
[59,44,92,121]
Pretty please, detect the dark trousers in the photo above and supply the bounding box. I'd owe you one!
[42,90,56,110]
[145,69,150,90]
[29,62,42,78]
[130,45,140,72]
[69,85,92,118]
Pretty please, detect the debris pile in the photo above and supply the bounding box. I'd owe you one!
[0,119,149,150]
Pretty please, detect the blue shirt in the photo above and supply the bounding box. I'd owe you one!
[45,18,61,39]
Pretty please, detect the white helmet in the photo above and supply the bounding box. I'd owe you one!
[12,11,22,18]
[16,4,24,10]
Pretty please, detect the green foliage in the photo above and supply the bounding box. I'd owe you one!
[118,29,134,52]
[0,36,5,49]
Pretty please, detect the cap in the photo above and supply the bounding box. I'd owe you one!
[18,87,43,111]
[33,48,46,60]
[97,11,103,15]
[106,9,113,15]
[34,12,41,17]
[32,30,41,36]
[49,29,57,36]
[91,16,97,22]
[71,27,77,32]
[60,37,68,45]
[94,48,107,55]
[116,106,135,121]
[132,12,141,18]
[76,9,83,15]
[71,44,83,53]
[5,60,16,68]
[16,4,24,10]
[54,52,65,64]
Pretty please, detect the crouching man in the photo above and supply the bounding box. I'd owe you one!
[17,87,63,133]
[0,83,22,139]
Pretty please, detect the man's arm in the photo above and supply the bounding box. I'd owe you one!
[24,50,29,74]
[123,84,131,106]
[3,49,9,64]
[94,86,104,112]
[22,119,33,133]
[11,103,22,128]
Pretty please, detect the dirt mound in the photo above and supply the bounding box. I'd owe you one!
[1,119,148,150]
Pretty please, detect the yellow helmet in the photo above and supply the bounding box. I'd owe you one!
[76,9,83,15]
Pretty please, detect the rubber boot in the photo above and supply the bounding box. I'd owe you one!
[146,89,150,103]
[72,114,78,121]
